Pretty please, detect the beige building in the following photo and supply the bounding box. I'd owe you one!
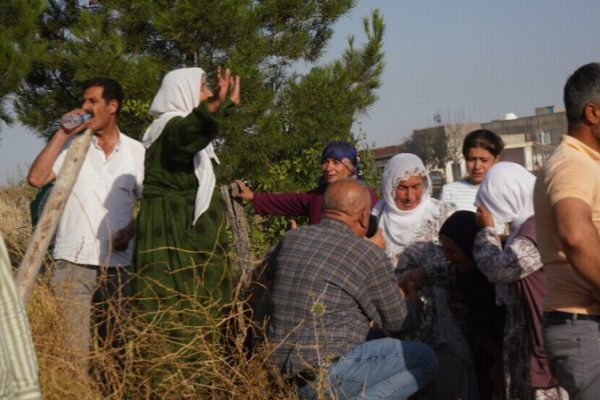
[481,105,566,171]
[372,106,567,183]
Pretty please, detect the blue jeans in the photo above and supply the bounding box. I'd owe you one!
[543,316,600,400]
[297,338,438,399]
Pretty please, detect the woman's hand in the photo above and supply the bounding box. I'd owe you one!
[475,205,495,228]
[233,179,254,201]
[207,66,240,112]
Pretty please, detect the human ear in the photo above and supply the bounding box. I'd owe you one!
[584,103,600,124]
[358,208,369,230]
[108,99,119,114]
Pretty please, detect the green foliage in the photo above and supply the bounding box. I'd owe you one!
[0,0,46,125]
[403,127,449,170]
[245,137,380,256]
[11,0,386,251]
[245,145,323,255]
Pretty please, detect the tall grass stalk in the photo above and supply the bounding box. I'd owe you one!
[1,185,303,399]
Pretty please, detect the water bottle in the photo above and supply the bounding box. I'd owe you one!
[60,113,91,130]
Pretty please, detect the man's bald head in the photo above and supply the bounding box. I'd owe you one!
[322,180,371,236]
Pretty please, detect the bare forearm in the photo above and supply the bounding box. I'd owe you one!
[27,130,69,187]
[555,198,600,291]
[561,226,600,291]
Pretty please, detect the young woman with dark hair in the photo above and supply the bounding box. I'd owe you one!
[440,129,504,211]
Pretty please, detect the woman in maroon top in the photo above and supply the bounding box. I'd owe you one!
[234,141,378,225]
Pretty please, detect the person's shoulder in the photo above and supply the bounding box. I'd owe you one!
[430,197,447,208]
[442,180,461,189]
[318,219,383,251]
[444,179,473,190]
[430,197,455,218]
[440,180,462,198]
[543,140,593,178]
[119,133,146,156]
[119,132,145,148]
[546,137,594,164]
[285,221,327,241]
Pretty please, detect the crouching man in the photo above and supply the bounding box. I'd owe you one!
[268,179,438,399]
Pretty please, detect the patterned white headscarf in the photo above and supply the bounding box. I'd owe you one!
[475,162,536,244]
[142,67,220,224]
[374,153,435,250]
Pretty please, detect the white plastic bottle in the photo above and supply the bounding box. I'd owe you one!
[60,113,91,130]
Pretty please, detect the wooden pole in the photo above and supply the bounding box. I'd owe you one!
[220,183,254,281]
[16,128,93,304]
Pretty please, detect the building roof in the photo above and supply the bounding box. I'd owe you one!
[372,144,405,158]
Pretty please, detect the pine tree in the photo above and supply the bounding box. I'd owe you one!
[0,0,45,125]
[13,0,385,187]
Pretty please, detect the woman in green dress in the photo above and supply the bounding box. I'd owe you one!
[133,66,240,340]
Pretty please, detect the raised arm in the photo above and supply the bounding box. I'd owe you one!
[27,110,90,187]
[553,198,600,291]
[162,67,240,162]
[473,227,541,284]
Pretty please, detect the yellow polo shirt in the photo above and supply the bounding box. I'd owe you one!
[534,135,600,315]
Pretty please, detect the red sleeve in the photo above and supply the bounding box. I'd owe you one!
[253,192,312,218]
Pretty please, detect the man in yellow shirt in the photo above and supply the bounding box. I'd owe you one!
[534,63,600,400]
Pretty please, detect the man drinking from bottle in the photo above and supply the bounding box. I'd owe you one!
[27,78,145,371]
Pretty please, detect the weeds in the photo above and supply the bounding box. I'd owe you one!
[1,185,300,399]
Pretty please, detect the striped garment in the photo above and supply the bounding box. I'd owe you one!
[268,219,419,374]
[441,179,508,236]
[440,178,479,212]
[0,235,41,400]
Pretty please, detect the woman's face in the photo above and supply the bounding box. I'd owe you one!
[321,157,354,183]
[465,147,497,185]
[440,235,474,273]
[394,175,425,211]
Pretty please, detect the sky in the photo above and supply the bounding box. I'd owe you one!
[1,0,599,185]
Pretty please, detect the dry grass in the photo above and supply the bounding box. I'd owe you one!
[0,185,302,399]
[0,184,37,261]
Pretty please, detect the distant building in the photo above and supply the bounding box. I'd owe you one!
[481,105,565,171]
[372,106,566,182]
[372,144,405,174]
[412,123,481,182]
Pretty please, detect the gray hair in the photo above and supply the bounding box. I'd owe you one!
[564,63,600,126]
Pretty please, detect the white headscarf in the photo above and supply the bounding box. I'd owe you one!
[375,153,435,250]
[142,67,220,224]
[475,162,536,244]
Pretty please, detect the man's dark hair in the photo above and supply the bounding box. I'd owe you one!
[564,63,600,126]
[462,129,504,158]
[82,77,123,114]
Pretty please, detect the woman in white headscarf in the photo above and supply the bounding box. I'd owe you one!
[373,153,478,400]
[132,67,240,338]
[474,162,567,400]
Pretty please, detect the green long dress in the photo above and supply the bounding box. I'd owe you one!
[132,102,232,340]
